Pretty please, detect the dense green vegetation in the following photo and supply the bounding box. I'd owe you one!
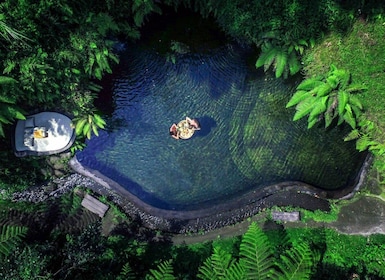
[2,192,385,279]
[1,0,385,279]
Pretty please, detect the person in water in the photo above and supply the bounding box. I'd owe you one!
[169,123,180,139]
[186,117,201,130]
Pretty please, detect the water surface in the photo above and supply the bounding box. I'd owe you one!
[77,45,364,210]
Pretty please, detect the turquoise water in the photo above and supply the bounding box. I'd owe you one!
[77,44,365,210]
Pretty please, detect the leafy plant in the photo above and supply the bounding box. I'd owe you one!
[72,113,106,140]
[0,14,30,43]
[132,0,162,27]
[239,222,276,279]
[344,118,385,171]
[286,64,366,129]
[118,263,136,280]
[0,225,28,258]
[256,41,302,79]
[197,222,314,280]
[276,241,314,280]
[147,260,176,280]
[198,245,245,279]
[0,76,25,137]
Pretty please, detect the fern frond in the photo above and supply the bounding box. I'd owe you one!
[344,129,361,141]
[211,246,233,278]
[148,260,176,280]
[330,68,350,88]
[119,262,136,280]
[239,223,276,280]
[0,94,16,104]
[326,75,339,88]
[349,95,363,110]
[197,257,217,280]
[343,104,356,129]
[286,90,311,108]
[256,44,278,71]
[309,96,328,119]
[293,97,316,121]
[337,90,349,115]
[276,242,313,280]
[225,259,246,280]
[0,225,28,257]
[288,52,301,75]
[274,49,288,78]
[346,84,368,93]
[296,78,323,91]
[307,115,318,129]
[132,0,162,27]
[0,76,16,85]
[6,106,25,120]
[314,82,332,97]
[59,192,82,216]
[197,246,234,280]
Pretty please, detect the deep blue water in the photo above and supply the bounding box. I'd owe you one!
[77,45,365,210]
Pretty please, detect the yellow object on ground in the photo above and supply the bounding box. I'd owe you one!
[33,127,47,138]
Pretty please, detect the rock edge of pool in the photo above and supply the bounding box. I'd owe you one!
[69,154,372,234]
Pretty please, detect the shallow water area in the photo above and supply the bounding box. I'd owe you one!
[76,44,365,211]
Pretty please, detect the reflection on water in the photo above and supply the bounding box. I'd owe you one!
[77,44,364,210]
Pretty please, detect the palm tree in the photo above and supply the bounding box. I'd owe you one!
[286,64,366,129]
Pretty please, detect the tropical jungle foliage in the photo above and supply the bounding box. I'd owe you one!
[1,191,385,280]
[196,222,314,280]
[286,64,366,129]
[1,0,385,279]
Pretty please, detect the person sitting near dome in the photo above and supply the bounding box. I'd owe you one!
[186,117,201,130]
[169,123,180,139]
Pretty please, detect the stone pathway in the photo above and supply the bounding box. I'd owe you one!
[330,196,385,236]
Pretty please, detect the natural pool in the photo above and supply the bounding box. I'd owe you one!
[76,44,365,211]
